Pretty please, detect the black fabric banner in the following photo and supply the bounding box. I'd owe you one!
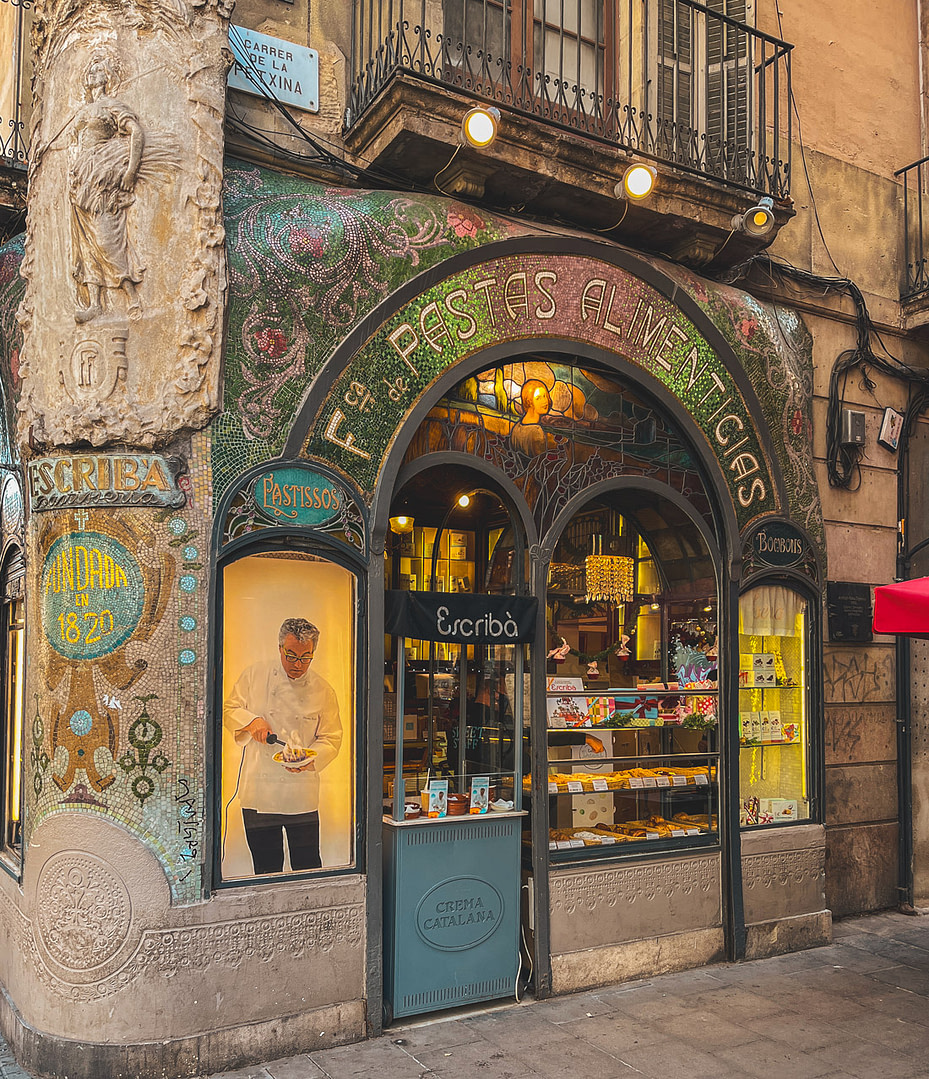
[385,591,538,643]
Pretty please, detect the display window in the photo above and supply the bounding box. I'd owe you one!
[384,471,527,820]
[542,491,719,856]
[738,584,810,826]
[219,551,356,880]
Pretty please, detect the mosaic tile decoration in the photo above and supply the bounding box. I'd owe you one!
[0,236,24,465]
[218,164,819,546]
[28,489,210,903]
[218,160,531,503]
[649,260,823,557]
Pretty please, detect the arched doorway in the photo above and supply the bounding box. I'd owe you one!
[378,351,737,1013]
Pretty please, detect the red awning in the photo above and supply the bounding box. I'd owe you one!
[873,577,929,639]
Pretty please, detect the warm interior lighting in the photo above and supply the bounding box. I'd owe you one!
[389,515,415,534]
[703,604,713,612]
[732,196,775,238]
[457,494,471,508]
[585,555,635,603]
[461,106,500,149]
[618,162,657,202]
[8,599,23,828]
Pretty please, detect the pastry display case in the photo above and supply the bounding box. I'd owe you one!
[738,585,811,826]
[538,684,718,855]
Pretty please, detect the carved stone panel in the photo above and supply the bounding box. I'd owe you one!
[18,0,232,450]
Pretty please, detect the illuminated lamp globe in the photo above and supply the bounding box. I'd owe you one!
[461,106,500,149]
[389,515,415,534]
[732,196,775,238]
[619,162,658,201]
[457,494,472,508]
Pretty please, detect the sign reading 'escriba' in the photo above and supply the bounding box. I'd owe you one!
[385,591,538,643]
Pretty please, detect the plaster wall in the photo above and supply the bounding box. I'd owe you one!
[758,0,921,181]
[0,814,366,1078]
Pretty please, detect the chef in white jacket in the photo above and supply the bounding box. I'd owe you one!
[224,617,343,874]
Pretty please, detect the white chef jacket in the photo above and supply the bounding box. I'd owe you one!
[223,662,343,814]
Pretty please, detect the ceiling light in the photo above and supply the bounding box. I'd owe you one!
[389,515,415,534]
[732,196,776,238]
[461,106,500,149]
[457,494,471,508]
[616,162,657,202]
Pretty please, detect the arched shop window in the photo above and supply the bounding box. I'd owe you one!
[545,488,720,853]
[738,584,812,826]
[384,464,529,818]
[0,545,24,862]
[215,464,365,885]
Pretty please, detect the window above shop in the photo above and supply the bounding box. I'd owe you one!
[346,0,793,265]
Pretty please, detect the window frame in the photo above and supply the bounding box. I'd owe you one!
[0,544,25,874]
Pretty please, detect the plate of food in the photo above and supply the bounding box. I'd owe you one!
[272,746,317,767]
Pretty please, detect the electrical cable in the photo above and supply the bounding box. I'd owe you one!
[771,3,843,278]
[432,144,462,196]
[729,251,929,489]
[221,743,247,864]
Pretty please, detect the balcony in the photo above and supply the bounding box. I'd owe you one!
[898,156,929,325]
[347,0,792,264]
[0,0,31,225]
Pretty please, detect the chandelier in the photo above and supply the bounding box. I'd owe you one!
[584,537,635,603]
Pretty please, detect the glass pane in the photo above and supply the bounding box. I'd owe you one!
[220,552,356,879]
[738,585,810,826]
[384,472,526,819]
[543,491,719,856]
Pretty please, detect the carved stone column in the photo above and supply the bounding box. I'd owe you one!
[17,0,232,448]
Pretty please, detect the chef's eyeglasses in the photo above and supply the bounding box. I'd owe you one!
[282,650,314,664]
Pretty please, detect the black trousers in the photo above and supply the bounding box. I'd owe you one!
[241,809,321,874]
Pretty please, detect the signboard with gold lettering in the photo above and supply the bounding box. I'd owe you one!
[42,531,146,659]
[27,453,185,511]
[252,466,345,526]
[303,252,782,529]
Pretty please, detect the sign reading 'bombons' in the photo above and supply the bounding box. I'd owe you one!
[42,532,146,660]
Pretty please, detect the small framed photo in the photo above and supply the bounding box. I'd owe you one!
[878,407,904,452]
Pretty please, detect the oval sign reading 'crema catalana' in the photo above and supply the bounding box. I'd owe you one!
[415,876,504,952]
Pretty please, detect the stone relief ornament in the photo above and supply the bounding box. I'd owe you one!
[17,0,232,449]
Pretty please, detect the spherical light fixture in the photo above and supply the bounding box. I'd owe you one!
[732,196,776,238]
[617,162,658,202]
[457,494,472,508]
[461,106,500,150]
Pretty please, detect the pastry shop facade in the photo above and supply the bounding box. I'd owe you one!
[211,167,828,1024]
[0,164,829,1075]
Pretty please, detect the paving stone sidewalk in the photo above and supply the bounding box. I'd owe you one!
[5,910,929,1079]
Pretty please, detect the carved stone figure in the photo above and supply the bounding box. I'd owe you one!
[17,0,232,448]
[69,57,146,324]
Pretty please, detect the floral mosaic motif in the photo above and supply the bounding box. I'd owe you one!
[656,261,824,556]
[218,160,528,504]
[118,694,170,806]
[31,695,50,798]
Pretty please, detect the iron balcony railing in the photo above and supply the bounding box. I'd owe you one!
[350,0,792,197]
[897,155,929,301]
[0,0,31,166]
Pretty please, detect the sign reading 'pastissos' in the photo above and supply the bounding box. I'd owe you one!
[252,467,344,526]
[305,254,780,528]
[42,532,146,660]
